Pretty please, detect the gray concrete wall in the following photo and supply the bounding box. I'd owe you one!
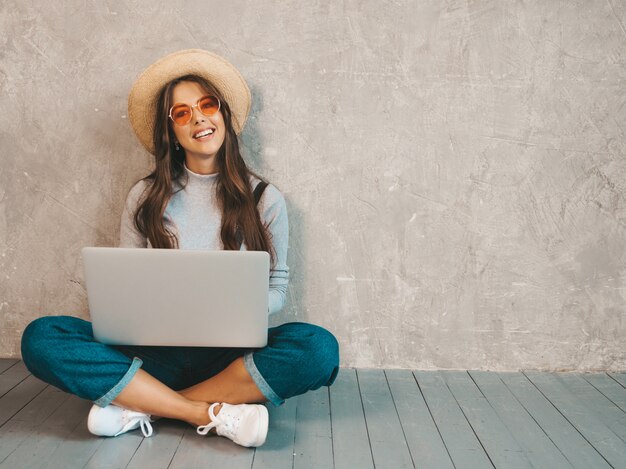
[1,0,624,370]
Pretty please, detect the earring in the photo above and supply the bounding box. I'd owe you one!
[174,141,180,151]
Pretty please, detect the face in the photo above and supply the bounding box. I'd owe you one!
[169,81,226,165]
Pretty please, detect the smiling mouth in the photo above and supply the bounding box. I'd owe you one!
[193,128,215,139]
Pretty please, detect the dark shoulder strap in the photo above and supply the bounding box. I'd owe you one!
[236,181,269,248]
[253,181,269,205]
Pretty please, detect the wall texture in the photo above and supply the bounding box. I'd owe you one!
[1,0,624,370]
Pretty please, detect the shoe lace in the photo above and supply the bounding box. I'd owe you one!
[197,403,232,437]
[115,410,153,438]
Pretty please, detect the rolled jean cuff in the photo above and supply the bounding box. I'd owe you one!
[243,352,283,406]
[94,357,143,408]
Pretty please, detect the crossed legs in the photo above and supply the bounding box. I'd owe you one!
[112,356,265,426]
[21,316,340,431]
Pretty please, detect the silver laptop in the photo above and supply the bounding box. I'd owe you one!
[82,247,269,347]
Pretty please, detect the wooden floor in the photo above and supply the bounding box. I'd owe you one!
[0,359,625,469]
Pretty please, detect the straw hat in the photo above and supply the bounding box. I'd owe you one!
[127,49,251,155]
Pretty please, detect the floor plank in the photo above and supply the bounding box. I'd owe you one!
[0,361,31,398]
[524,371,625,468]
[609,373,626,389]
[0,394,91,468]
[0,386,69,464]
[469,371,572,469]
[385,369,454,469]
[168,423,254,469]
[414,370,494,469]
[582,373,626,414]
[329,368,374,469]
[0,374,48,428]
[126,418,187,469]
[0,360,19,375]
[358,369,414,469]
[293,386,333,469]
[441,371,534,468]
[499,372,612,469]
[252,398,298,469]
[44,413,104,469]
[557,372,626,442]
[83,430,146,469]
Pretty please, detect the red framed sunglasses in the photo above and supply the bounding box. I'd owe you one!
[168,95,221,126]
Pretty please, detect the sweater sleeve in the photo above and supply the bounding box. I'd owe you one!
[119,180,148,248]
[257,183,290,315]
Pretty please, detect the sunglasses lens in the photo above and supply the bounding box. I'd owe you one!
[171,104,192,126]
[199,96,220,116]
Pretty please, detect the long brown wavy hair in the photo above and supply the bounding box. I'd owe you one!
[132,74,276,266]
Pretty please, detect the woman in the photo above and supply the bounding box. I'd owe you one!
[20,49,340,448]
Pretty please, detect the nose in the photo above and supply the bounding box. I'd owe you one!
[191,104,206,124]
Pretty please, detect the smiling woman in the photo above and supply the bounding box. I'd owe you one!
[19,49,340,449]
[136,71,275,256]
[169,82,225,174]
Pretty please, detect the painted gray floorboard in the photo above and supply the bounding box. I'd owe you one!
[293,386,333,469]
[499,372,611,469]
[252,398,298,469]
[582,373,626,413]
[0,393,92,469]
[0,374,48,427]
[83,428,145,469]
[168,421,254,469]
[126,418,187,469]
[0,386,69,464]
[385,369,454,469]
[441,371,533,469]
[557,373,626,442]
[44,413,104,469]
[414,370,494,469]
[469,371,573,469]
[329,368,374,469]
[0,359,18,375]
[524,372,626,469]
[609,373,626,389]
[0,360,31,398]
[357,369,414,469]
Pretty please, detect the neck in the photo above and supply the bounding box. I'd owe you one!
[184,155,218,175]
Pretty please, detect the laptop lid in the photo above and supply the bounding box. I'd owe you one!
[82,247,269,347]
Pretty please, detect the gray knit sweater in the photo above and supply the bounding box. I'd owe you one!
[119,163,289,315]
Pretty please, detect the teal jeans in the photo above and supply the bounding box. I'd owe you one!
[21,316,339,407]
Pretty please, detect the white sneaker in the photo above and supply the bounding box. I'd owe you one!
[87,404,153,437]
[197,402,269,447]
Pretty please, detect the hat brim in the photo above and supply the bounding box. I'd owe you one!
[128,49,251,155]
